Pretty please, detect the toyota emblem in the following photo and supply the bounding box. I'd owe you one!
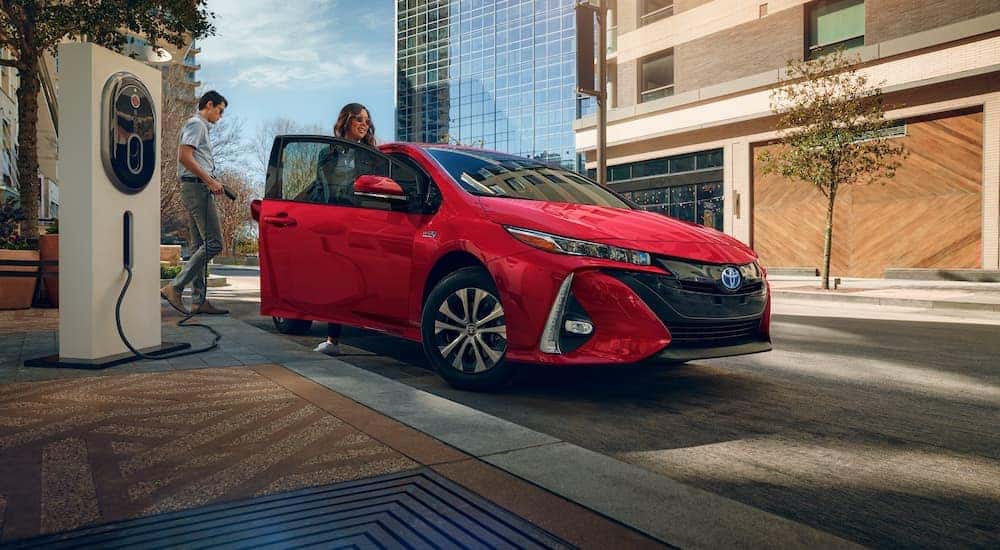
[721,267,742,291]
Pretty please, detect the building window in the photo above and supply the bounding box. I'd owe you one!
[603,148,722,183]
[640,51,674,103]
[621,183,723,229]
[807,0,865,59]
[640,0,674,25]
[610,146,725,229]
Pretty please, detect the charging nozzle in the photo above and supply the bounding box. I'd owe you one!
[222,186,237,201]
[122,210,133,270]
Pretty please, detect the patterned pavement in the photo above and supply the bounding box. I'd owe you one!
[0,366,416,542]
[0,308,663,549]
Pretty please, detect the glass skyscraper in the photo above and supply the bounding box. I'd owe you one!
[395,0,582,170]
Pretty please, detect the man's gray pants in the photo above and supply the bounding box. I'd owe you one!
[171,181,222,306]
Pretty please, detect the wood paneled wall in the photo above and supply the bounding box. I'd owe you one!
[751,109,983,277]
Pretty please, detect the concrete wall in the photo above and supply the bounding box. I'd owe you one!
[675,0,715,14]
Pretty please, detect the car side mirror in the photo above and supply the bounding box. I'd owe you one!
[353,175,407,202]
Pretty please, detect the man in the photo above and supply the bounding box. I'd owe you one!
[160,90,229,315]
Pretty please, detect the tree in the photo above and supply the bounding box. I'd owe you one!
[759,49,906,290]
[253,117,324,176]
[0,0,215,243]
[215,169,255,257]
[160,67,246,240]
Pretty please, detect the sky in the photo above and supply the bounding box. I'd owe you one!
[197,0,396,144]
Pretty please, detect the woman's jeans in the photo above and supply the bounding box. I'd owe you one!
[171,182,222,306]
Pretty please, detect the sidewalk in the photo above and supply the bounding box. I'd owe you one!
[769,275,1000,312]
[0,308,858,549]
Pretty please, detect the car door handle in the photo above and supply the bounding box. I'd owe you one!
[263,215,297,227]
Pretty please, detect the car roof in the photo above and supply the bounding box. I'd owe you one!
[273,135,548,165]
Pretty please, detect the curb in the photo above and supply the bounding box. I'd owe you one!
[772,289,1000,312]
[272,353,859,549]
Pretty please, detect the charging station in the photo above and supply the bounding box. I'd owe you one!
[26,43,188,368]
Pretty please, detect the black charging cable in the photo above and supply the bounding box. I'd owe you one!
[114,183,236,361]
[115,261,222,360]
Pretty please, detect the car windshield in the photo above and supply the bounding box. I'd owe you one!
[426,148,633,209]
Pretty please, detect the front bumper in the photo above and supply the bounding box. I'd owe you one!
[651,340,772,363]
[493,250,771,366]
[607,268,770,350]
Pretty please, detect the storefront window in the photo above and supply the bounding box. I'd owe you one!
[612,149,725,229]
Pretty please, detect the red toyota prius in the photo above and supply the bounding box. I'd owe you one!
[254,136,771,390]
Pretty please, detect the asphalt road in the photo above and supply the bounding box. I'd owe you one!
[212,271,999,548]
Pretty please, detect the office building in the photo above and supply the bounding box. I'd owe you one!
[396,0,583,169]
[575,0,999,277]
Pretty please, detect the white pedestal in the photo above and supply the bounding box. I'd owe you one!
[56,43,163,363]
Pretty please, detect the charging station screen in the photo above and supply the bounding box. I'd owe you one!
[102,73,156,194]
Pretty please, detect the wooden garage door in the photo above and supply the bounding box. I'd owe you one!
[751,108,982,277]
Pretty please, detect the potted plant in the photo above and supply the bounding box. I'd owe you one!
[39,218,58,307]
[0,198,39,310]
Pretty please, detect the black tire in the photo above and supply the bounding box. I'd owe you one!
[421,267,515,391]
[272,316,313,335]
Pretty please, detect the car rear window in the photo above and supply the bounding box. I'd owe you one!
[426,148,633,209]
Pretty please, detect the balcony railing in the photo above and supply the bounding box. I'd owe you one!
[640,83,674,103]
[640,3,673,25]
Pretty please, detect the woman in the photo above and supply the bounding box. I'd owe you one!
[314,102,377,356]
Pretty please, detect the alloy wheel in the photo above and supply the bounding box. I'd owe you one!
[434,287,507,373]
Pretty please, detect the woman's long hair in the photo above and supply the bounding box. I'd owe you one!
[333,103,376,147]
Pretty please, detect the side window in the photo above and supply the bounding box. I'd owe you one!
[275,138,389,205]
[388,153,440,213]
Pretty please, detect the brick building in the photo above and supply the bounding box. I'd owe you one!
[575,0,999,277]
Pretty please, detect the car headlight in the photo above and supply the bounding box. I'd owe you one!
[505,226,652,266]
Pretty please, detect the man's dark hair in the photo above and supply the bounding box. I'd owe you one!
[198,90,228,110]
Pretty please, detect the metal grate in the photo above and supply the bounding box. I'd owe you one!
[8,469,573,550]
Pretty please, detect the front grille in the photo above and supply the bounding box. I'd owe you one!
[667,318,761,347]
[676,280,764,295]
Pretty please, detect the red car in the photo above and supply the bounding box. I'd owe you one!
[253,136,771,390]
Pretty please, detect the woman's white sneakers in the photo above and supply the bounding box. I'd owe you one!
[314,341,341,356]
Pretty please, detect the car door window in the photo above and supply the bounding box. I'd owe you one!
[388,153,441,214]
[272,138,389,205]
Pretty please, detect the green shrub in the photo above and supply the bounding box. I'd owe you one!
[160,264,182,280]
[0,198,32,250]
[235,239,258,256]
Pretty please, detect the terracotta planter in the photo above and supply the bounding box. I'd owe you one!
[0,249,39,310]
[39,234,58,307]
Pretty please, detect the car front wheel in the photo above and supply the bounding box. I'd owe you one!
[421,267,514,391]
[272,316,313,335]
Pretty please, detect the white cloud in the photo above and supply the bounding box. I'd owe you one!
[199,0,392,89]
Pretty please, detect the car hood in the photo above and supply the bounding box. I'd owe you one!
[479,198,757,264]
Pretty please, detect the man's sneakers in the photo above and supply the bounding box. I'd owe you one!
[193,301,229,315]
[160,284,189,315]
[314,341,341,356]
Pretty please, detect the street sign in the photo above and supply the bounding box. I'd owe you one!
[576,4,596,96]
